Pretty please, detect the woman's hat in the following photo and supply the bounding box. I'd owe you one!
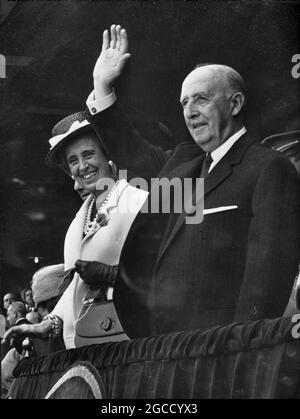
[45,111,93,168]
[32,264,66,305]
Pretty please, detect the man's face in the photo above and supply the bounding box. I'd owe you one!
[6,305,17,326]
[25,290,34,306]
[180,67,233,153]
[3,294,14,310]
[74,180,90,201]
[65,135,111,195]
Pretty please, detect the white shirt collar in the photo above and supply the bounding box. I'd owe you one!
[209,127,246,172]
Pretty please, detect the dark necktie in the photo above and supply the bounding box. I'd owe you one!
[200,153,213,178]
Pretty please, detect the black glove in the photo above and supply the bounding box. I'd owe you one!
[75,260,118,291]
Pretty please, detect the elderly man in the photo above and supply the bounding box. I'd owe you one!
[1,302,30,396]
[6,302,29,336]
[3,293,18,313]
[85,25,300,336]
[74,179,90,201]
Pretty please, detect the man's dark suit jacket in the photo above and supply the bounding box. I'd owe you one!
[88,104,300,338]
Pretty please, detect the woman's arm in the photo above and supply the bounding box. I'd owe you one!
[2,319,52,344]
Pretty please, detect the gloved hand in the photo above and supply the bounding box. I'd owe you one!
[75,260,118,291]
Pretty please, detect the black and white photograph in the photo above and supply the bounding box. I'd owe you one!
[0,0,300,401]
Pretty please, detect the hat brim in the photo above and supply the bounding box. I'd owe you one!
[45,124,94,169]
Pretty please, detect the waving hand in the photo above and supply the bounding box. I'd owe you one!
[93,24,131,96]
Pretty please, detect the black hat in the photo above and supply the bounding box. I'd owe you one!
[261,130,300,155]
[45,111,94,168]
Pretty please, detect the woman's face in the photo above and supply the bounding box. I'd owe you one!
[65,135,112,196]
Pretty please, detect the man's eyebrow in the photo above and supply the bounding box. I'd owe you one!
[180,92,210,104]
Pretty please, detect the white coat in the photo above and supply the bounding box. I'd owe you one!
[51,179,148,349]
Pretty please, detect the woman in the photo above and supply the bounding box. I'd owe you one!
[3,111,148,349]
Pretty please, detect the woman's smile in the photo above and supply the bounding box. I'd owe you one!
[80,169,98,183]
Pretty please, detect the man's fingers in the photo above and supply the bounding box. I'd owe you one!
[115,25,121,50]
[120,28,128,54]
[102,25,127,52]
[102,29,109,50]
[110,24,117,49]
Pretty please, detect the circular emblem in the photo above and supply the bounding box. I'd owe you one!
[45,362,106,399]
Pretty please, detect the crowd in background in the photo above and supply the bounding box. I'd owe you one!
[1,265,67,397]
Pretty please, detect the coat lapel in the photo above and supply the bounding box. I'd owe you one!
[157,133,255,263]
[64,196,93,270]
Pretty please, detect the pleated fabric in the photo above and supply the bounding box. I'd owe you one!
[8,316,300,399]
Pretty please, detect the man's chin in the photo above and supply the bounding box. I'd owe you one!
[193,135,212,151]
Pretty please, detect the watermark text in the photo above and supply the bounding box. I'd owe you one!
[95,170,205,224]
[291,54,300,79]
[0,54,6,78]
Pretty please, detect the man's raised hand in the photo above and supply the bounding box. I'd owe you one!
[93,25,131,97]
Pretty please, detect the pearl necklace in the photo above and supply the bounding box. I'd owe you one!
[84,180,120,236]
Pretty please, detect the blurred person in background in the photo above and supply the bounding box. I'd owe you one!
[31,263,67,320]
[24,289,35,312]
[5,302,30,352]
[29,264,67,355]
[3,293,18,314]
[74,179,90,201]
[0,294,18,360]
[1,302,31,397]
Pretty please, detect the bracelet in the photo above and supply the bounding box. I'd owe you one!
[44,315,63,339]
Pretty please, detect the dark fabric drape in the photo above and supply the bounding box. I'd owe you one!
[8,316,300,399]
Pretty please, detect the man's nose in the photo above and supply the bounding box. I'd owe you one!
[185,102,199,119]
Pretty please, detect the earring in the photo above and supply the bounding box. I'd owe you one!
[108,160,117,176]
[71,175,75,180]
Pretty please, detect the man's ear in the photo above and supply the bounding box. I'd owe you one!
[230,92,245,117]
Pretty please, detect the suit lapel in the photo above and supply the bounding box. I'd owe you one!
[156,133,255,263]
[155,153,204,257]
